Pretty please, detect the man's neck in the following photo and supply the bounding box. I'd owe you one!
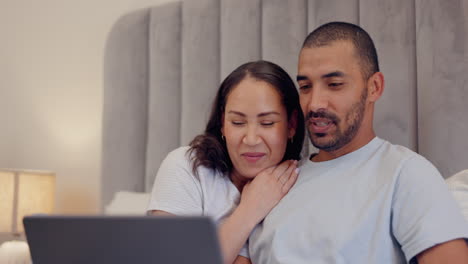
[311,131,376,162]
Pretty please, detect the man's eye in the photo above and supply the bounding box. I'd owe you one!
[299,84,311,90]
[329,83,343,87]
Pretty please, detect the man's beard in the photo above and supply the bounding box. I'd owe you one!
[306,87,367,152]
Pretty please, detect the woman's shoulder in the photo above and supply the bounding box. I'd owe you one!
[162,146,194,171]
[164,146,224,181]
[165,146,191,160]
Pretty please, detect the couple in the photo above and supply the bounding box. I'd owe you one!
[147,22,468,263]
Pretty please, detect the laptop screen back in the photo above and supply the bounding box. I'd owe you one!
[23,215,223,264]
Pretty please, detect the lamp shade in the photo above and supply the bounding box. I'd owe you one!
[0,169,55,234]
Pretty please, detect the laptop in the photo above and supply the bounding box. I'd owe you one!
[23,215,223,264]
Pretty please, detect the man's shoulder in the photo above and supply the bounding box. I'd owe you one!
[379,139,442,181]
[358,138,439,179]
[377,138,422,164]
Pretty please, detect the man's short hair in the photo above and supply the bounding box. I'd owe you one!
[302,22,380,80]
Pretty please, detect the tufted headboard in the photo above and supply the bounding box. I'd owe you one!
[101,0,468,207]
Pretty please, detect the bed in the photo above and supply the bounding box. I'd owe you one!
[101,0,468,214]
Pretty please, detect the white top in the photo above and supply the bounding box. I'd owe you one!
[147,146,249,258]
[250,137,468,264]
[446,170,468,222]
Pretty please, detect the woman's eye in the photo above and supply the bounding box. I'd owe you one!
[231,121,245,126]
[261,122,274,126]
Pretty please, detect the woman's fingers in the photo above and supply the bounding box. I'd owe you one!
[282,167,299,194]
[264,166,276,175]
[272,160,295,179]
[277,160,297,184]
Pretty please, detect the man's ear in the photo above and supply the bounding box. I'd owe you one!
[288,110,298,138]
[367,72,385,103]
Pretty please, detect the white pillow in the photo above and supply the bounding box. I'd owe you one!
[446,170,468,222]
[104,191,151,215]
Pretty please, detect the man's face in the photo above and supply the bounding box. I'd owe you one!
[297,40,369,152]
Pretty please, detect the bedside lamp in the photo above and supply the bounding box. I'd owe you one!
[0,169,55,263]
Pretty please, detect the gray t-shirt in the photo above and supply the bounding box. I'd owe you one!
[250,137,468,263]
[147,146,249,258]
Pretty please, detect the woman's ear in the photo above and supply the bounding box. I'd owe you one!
[220,113,225,136]
[367,72,385,103]
[288,110,298,138]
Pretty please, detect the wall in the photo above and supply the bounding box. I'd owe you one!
[0,0,178,214]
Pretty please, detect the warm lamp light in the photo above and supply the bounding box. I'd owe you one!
[0,169,55,263]
[0,169,55,235]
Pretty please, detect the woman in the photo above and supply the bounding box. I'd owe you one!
[147,60,305,264]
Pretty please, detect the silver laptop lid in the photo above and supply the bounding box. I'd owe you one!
[23,215,223,264]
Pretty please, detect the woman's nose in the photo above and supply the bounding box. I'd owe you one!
[242,125,261,146]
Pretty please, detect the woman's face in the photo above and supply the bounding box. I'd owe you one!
[222,77,295,181]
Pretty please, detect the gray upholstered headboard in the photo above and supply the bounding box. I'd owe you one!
[102,0,468,207]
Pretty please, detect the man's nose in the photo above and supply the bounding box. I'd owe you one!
[307,88,329,113]
[242,125,261,146]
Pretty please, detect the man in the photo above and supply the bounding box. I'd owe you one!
[249,22,468,263]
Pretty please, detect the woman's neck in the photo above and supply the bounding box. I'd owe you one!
[229,170,249,192]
